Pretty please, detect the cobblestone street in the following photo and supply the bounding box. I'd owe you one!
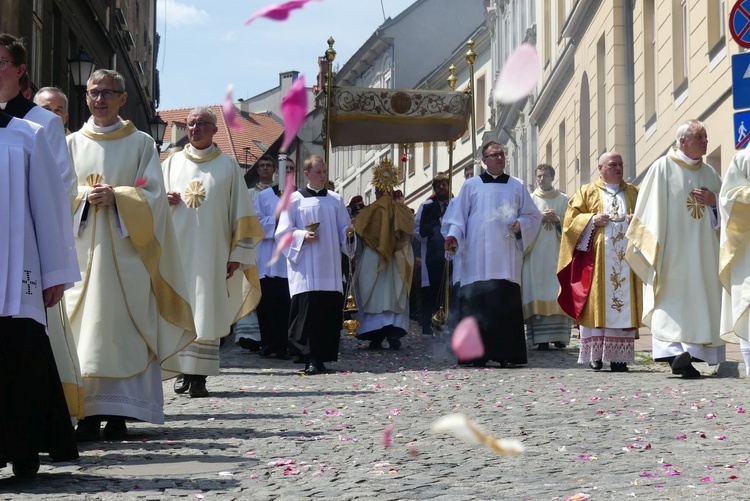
[3,324,750,500]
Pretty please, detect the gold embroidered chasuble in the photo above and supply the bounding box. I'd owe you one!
[625,148,723,347]
[558,180,642,329]
[66,121,196,380]
[522,188,570,319]
[719,149,750,343]
[161,145,263,344]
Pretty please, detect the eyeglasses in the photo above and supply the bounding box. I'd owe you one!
[187,121,215,128]
[483,152,505,159]
[0,59,15,70]
[86,89,124,100]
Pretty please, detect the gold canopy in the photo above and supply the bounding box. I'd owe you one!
[329,86,471,147]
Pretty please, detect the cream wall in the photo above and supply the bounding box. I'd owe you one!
[532,0,737,193]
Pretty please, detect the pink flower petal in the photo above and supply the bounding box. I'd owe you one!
[135,177,148,187]
[268,231,294,266]
[700,476,713,482]
[675,434,687,440]
[222,84,243,130]
[245,0,321,25]
[737,407,746,414]
[451,316,484,361]
[492,43,540,103]
[667,470,681,476]
[639,471,658,478]
[383,424,394,448]
[729,475,739,479]
[274,172,297,218]
[280,74,308,152]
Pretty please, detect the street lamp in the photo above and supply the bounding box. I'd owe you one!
[149,114,168,148]
[68,49,96,130]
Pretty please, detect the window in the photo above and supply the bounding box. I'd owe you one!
[422,142,431,169]
[476,74,486,128]
[707,0,726,58]
[644,0,657,126]
[31,4,43,85]
[543,0,552,66]
[672,0,689,95]
[558,121,566,189]
[557,0,566,38]
[597,36,606,157]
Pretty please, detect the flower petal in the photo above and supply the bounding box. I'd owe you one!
[451,316,484,361]
[492,43,540,104]
[222,84,243,130]
[268,231,294,266]
[280,74,308,152]
[383,424,394,449]
[245,0,322,25]
[274,172,297,219]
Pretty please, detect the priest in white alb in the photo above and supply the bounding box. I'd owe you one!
[522,164,571,350]
[162,107,262,397]
[625,120,724,378]
[718,148,750,374]
[442,141,541,367]
[66,70,196,440]
[352,160,415,350]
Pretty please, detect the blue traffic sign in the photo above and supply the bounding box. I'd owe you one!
[732,53,750,109]
[734,110,750,149]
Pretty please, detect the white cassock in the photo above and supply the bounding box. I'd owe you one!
[521,188,571,346]
[66,118,196,423]
[234,183,270,347]
[719,149,750,373]
[161,144,262,376]
[625,147,725,364]
[1,95,83,420]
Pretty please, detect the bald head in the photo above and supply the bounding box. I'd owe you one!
[598,151,624,184]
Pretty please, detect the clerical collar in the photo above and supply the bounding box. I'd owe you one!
[185,143,216,158]
[480,171,510,184]
[87,116,125,133]
[0,93,35,117]
[256,181,273,191]
[675,148,701,166]
[301,185,328,197]
[603,182,622,193]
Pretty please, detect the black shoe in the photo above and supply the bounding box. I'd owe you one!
[189,377,209,398]
[681,364,701,379]
[173,374,190,394]
[536,342,550,351]
[554,342,567,348]
[671,351,692,375]
[387,338,401,350]
[103,418,128,440]
[316,361,327,373]
[275,351,291,360]
[259,346,274,357]
[472,359,487,367]
[610,362,629,372]
[368,340,384,350]
[12,455,40,479]
[238,338,261,352]
[589,360,603,371]
[304,360,320,375]
[75,418,101,442]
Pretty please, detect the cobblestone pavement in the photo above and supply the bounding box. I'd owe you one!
[3,323,750,500]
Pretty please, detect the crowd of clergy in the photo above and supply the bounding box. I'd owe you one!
[4,29,750,481]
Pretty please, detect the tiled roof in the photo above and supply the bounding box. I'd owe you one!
[157,105,284,163]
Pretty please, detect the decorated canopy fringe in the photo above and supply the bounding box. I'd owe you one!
[329,86,471,147]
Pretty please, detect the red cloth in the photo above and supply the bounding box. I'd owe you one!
[557,247,594,320]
